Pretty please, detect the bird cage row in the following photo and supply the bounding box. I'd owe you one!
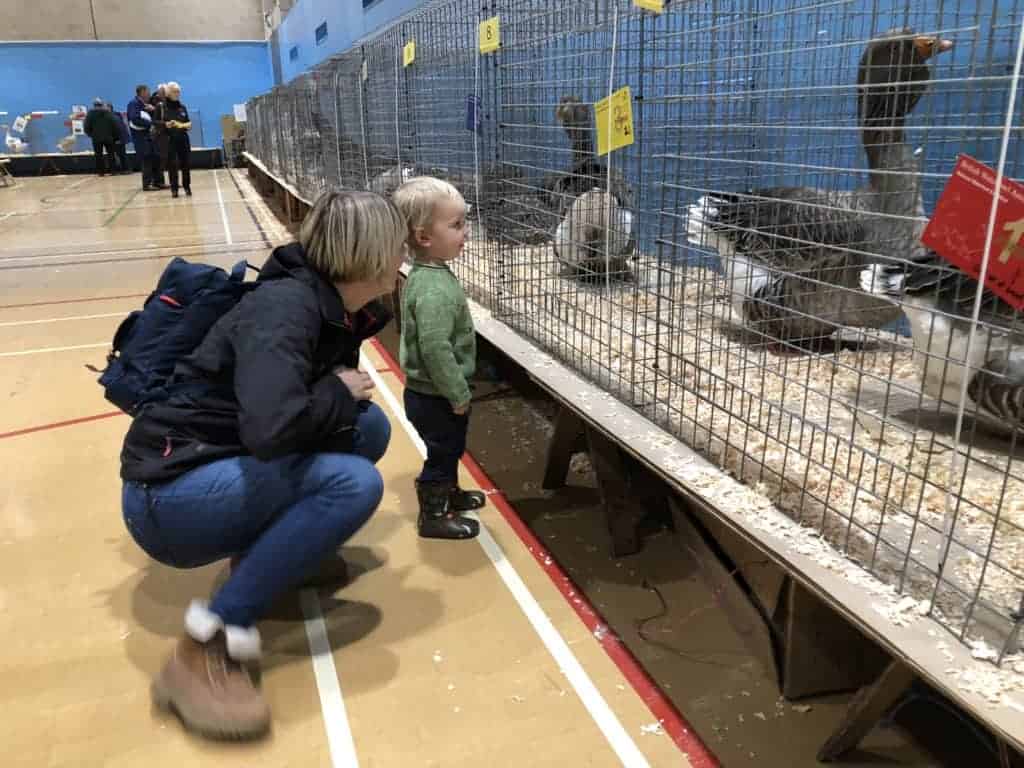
[245,0,1024,666]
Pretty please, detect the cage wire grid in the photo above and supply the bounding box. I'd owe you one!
[245,0,1024,669]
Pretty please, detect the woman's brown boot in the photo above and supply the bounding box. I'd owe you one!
[151,601,271,740]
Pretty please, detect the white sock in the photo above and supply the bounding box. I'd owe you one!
[183,599,262,661]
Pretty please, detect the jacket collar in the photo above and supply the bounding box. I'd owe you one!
[260,242,392,339]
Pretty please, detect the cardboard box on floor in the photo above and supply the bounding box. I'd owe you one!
[220,115,243,142]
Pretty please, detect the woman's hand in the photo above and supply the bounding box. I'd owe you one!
[452,402,469,416]
[336,367,375,400]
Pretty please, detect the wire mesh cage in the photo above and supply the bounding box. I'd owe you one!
[330,50,373,190]
[243,0,1024,666]
[362,25,416,195]
[644,0,1024,662]
[401,0,497,303]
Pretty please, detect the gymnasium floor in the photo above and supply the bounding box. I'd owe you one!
[0,171,705,767]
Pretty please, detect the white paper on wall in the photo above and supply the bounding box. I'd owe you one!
[12,115,28,133]
[72,119,85,136]
[233,103,247,122]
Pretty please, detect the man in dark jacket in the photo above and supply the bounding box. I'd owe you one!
[107,102,131,174]
[119,190,407,741]
[127,84,163,190]
[149,84,169,187]
[83,97,117,175]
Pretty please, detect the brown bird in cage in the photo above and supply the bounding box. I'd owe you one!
[549,95,638,281]
[545,95,636,216]
[686,28,953,355]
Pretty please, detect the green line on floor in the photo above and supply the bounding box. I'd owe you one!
[102,188,143,228]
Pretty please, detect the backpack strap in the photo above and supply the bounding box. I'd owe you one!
[230,260,261,283]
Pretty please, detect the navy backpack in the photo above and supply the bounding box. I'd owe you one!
[92,257,257,414]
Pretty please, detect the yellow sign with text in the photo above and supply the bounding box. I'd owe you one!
[595,86,634,156]
[403,40,416,67]
[479,16,500,54]
[633,0,664,12]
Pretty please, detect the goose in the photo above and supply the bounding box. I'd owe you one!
[686,29,953,351]
[861,255,1024,437]
[549,96,638,278]
[367,163,415,197]
[546,96,636,214]
[553,188,636,281]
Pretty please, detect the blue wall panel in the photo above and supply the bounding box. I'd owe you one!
[0,41,272,152]
[275,0,427,84]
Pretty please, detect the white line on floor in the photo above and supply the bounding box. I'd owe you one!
[213,170,234,246]
[0,341,108,357]
[0,239,268,264]
[0,311,125,328]
[360,351,652,768]
[300,590,361,768]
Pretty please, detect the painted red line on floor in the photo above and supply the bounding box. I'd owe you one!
[370,337,720,767]
[0,293,146,311]
[0,410,124,440]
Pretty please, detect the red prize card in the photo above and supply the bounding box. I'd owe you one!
[921,154,1024,310]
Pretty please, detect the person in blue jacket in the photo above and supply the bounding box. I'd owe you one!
[127,84,163,190]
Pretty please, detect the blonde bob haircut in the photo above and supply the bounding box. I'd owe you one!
[392,176,464,250]
[299,189,407,283]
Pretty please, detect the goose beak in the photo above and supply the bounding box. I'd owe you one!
[914,35,954,59]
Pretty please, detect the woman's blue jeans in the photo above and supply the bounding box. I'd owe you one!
[122,402,391,627]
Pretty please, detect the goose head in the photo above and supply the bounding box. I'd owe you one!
[556,95,594,162]
[857,29,953,129]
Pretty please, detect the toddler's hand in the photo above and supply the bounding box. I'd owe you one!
[336,367,374,400]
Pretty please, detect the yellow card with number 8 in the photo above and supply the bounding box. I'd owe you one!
[479,16,500,54]
[595,86,634,156]
[403,40,415,67]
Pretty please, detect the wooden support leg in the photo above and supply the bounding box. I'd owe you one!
[817,659,916,762]
[586,426,653,557]
[541,406,586,490]
[775,577,890,699]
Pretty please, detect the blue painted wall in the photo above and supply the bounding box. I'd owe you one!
[0,41,273,153]
[274,0,425,84]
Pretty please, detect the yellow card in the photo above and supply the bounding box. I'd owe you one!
[595,86,634,156]
[403,40,415,67]
[633,0,664,12]
[479,15,500,54]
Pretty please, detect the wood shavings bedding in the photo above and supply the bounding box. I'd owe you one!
[455,231,1024,689]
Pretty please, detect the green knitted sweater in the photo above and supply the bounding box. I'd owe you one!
[399,261,476,407]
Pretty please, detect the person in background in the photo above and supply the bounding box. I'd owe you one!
[83,97,117,176]
[107,102,131,175]
[163,81,192,198]
[150,84,169,188]
[127,85,163,190]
